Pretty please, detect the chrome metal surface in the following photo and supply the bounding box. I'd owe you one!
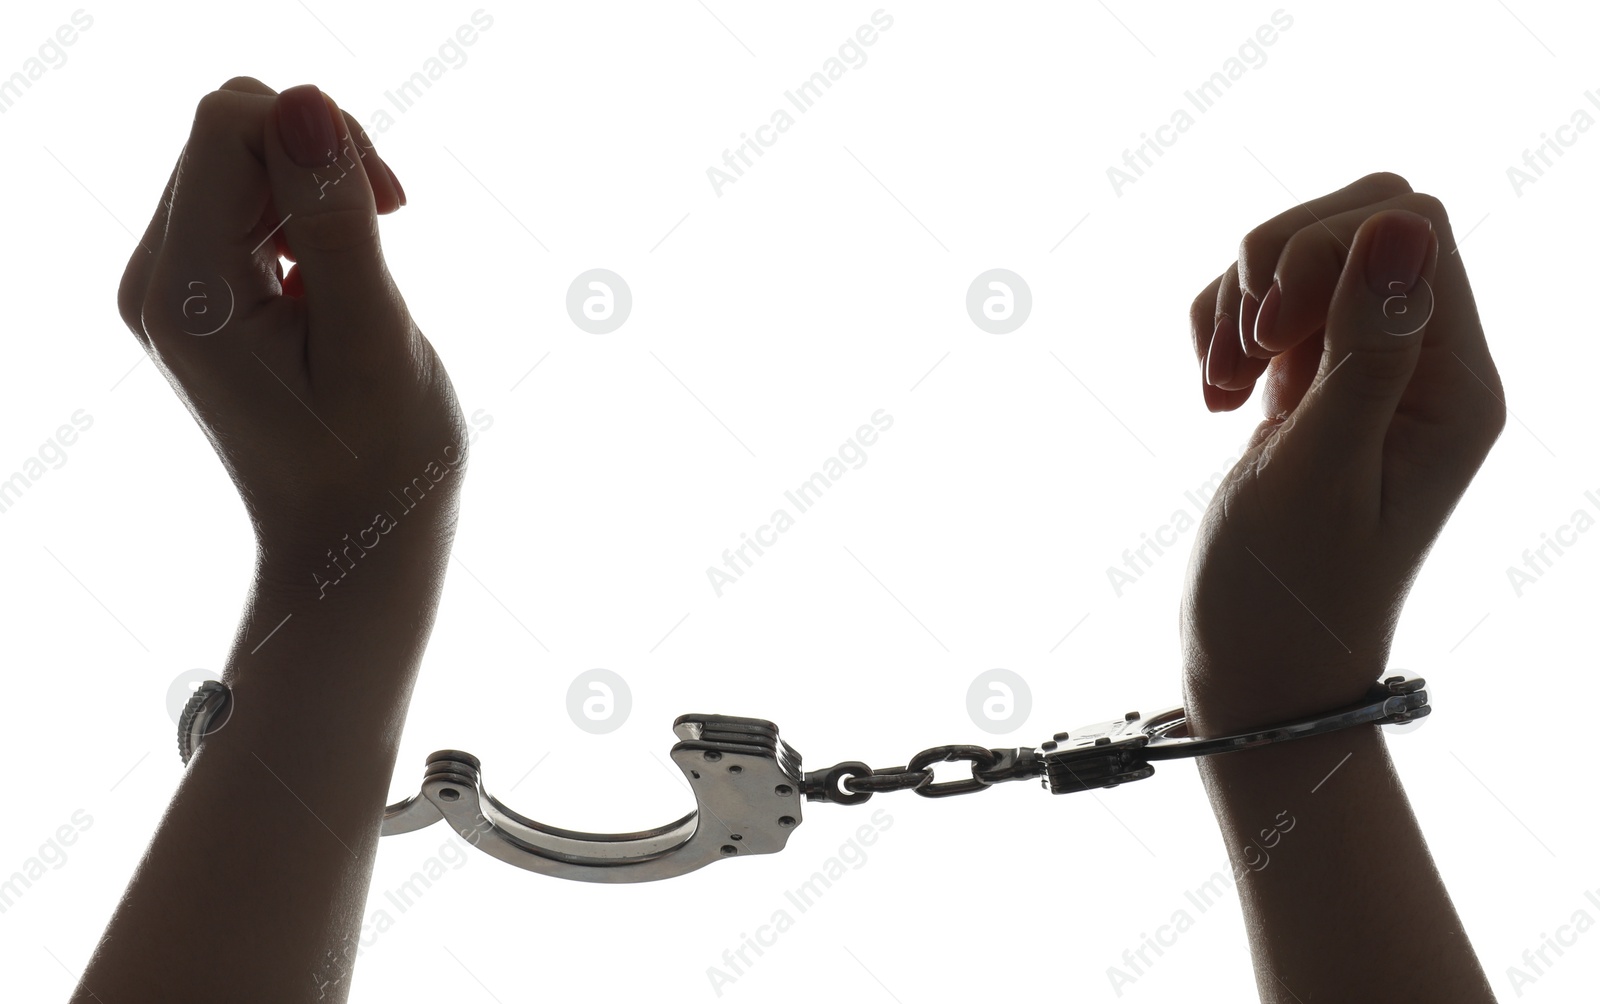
[378,715,805,883]
[1042,672,1430,793]
[175,667,1432,881]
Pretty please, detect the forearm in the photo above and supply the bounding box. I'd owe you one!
[73,537,450,1002]
[1191,721,1495,1003]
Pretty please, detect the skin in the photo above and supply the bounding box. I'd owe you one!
[84,77,463,1001]
[79,79,1499,1002]
[1183,173,1505,1001]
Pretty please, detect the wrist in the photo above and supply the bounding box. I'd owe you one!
[251,501,458,607]
[1181,654,1390,739]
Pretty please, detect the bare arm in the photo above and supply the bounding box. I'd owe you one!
[1183,173,1506,1000]
[73,537,450,1001]
[93,75,459,1002]
[1190,722,1495,1002]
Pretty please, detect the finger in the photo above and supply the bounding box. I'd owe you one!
[1259,326,1324,419]
[209,79,316,283]
[1206,381,1255,413]
[1274,210,1437,477]
[119,79,280,347]
[336,108,405,214]
[1238,172,1414,358]
[1383,232,1506,523]
[1190,271,1223,374]
[217,75,277,97]
[1253,191,1455,358]
[1191,271,1247,410]
[143,88,284,364]
[1242,332,1323,453]
[1204,265,1242,388]
[117,155,182,347]
[1202,265,1269,392]
[263,84,411,369]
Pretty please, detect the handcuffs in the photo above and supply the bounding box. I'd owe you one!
[178,671,1429,884]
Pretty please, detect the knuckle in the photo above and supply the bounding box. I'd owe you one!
[1401,192,1450,230]
[1236,227,1280,296]
[1481,397,1510,440]
[1278,227,1345,287]
[1488,399,1510,439]
[1192,270,1229,331]
[1470,374,1509,439]
[1190,288,1214,332]
[217,75,273,95]
[117,284,144,340]
[116,265,147,338]
[1359,171,1413,196]
[138,302,184,346]
[191,88,246,135]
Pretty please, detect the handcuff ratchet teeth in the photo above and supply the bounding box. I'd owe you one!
[178,671,1429,883]
[377,715,807,884]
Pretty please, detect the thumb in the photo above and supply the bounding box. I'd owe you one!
[264,84,409,363]
[1281,209,1436,464]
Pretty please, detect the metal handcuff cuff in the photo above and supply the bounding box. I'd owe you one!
[178,671,1429,884]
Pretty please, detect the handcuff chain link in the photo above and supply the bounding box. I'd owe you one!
[802,743,1043,804]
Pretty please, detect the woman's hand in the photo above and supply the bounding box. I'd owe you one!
[1182,172,1505,734]
[116,77,467,587]
[77,79,469,1004]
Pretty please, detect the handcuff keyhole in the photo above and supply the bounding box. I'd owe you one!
[720,844,737,855]
[439,788,460,801]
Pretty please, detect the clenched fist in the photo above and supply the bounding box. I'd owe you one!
[116,77,467,593]
[1182,172,1506,734]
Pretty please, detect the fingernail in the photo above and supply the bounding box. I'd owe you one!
[1365,211,1432,299]
[1237,292,1260,357]
[1205,314,1235,387]
[1202,381,1247,413]
[381,159,407,206]
[1253,282,1281,350]
[277,84,339,169]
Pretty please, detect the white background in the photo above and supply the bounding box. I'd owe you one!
[1,1,1597,1000]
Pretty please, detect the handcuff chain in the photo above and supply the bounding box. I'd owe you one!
[801,742,1043,804]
